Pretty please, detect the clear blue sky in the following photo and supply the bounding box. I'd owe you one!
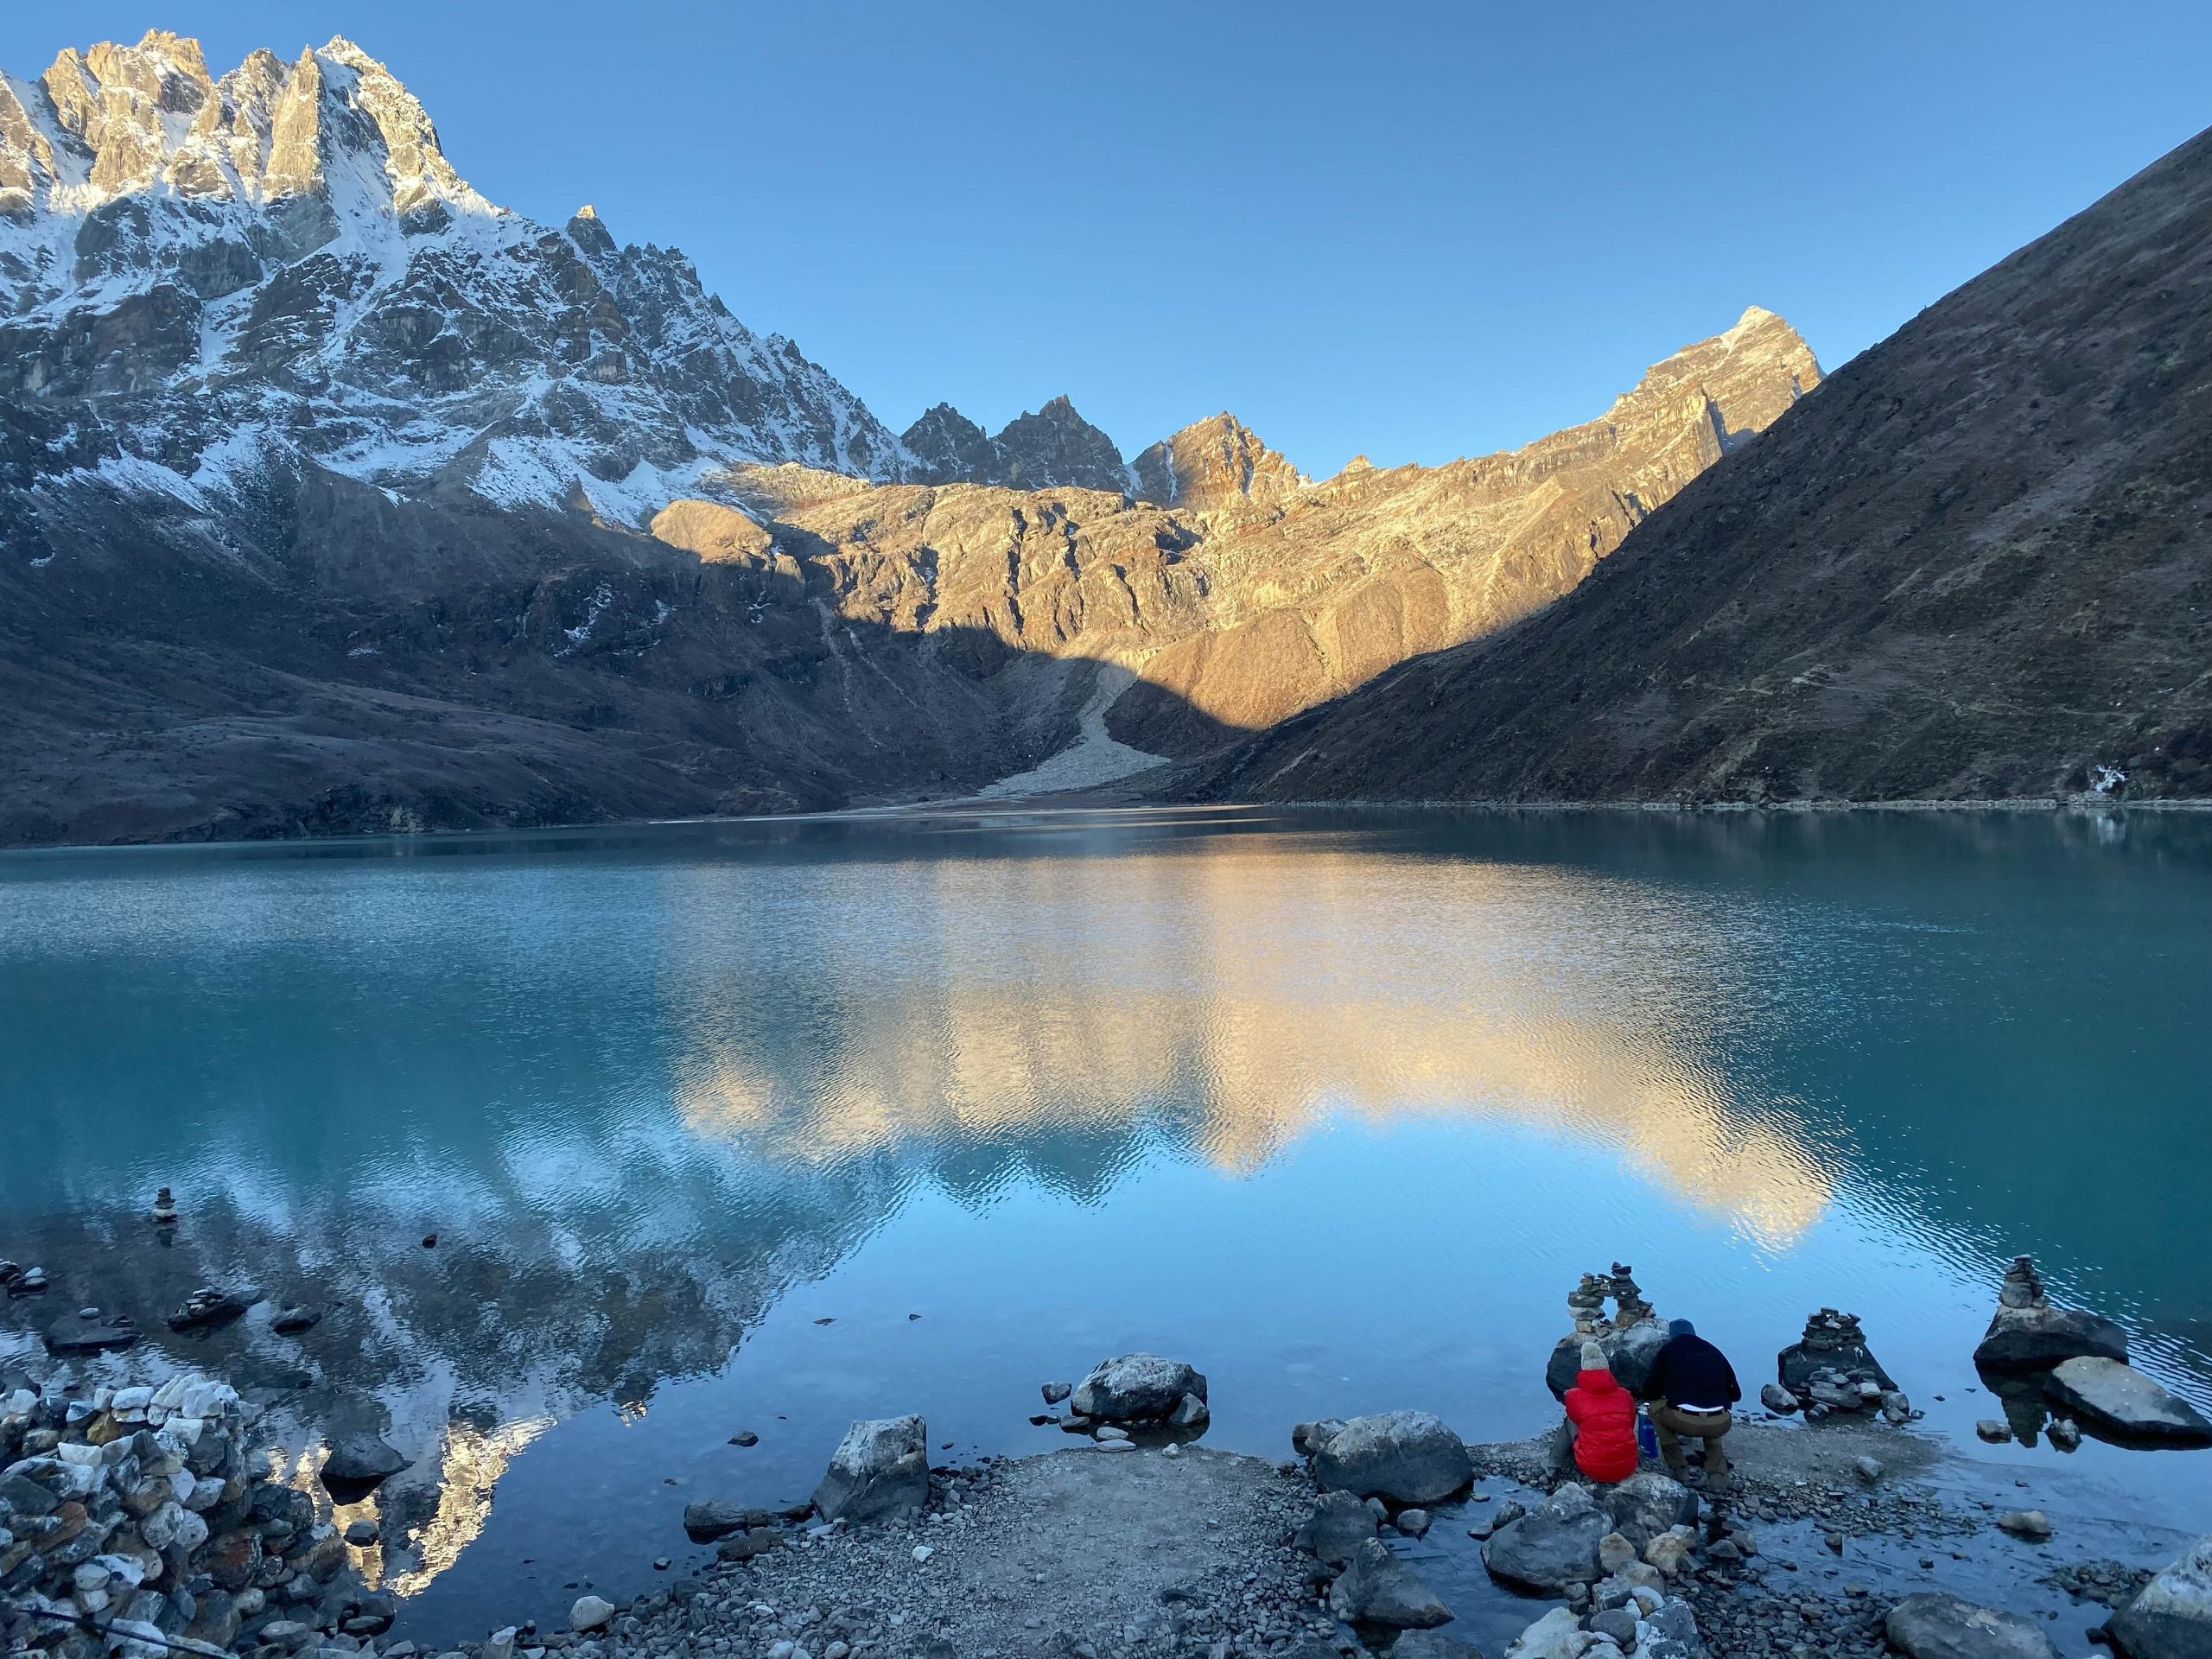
[7,2,2212,475]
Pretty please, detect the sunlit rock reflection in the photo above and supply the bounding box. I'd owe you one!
[383,1416,556,1596]
[668,849,1833,1243]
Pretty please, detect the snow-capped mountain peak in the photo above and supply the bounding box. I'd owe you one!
[0,31,912,522]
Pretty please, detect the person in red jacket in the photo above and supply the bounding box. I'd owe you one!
[1564,1340,1640,1484]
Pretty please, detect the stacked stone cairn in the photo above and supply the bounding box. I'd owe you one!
[0,1261,52,1299]
[1770,1309,1914,1423]
[1971,1255,2128,1372]
[1545,1265,1668,1402]
[0,1372,397,1659]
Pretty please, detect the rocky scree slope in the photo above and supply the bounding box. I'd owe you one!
[1196,124,2212,806]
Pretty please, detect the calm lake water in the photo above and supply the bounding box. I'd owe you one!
[2,806,2209,1639]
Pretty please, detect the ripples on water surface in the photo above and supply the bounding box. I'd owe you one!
[1,807,2207,1635]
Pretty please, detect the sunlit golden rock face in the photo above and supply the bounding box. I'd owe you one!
[665,845,1831,1244]
[652,308,1821,760]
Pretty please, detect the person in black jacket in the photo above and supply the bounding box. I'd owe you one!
[1645,1319,1741,1486]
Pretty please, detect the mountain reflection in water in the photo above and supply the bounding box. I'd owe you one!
[668,847,1832,1243]
[1,807,2208,1637]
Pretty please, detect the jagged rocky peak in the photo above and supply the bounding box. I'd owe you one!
[3,31,489,228]
[1614,304,1822,452]
[0,30,912,516]
[1133,412,1305,511]
[566,202,616,259]
[991,394,1130,493]
[901,402,996,485]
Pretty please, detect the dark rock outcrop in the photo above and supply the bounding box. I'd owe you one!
[990,396,1130,493]
[1327,1538,1454,1629]
[1973,1256,2129,1372]
[900,404,999,485]
[1294,1491,1380,1566]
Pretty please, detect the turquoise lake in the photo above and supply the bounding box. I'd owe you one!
[1,806,2208,1638]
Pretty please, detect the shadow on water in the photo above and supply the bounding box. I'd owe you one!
[2,804,2209,1637]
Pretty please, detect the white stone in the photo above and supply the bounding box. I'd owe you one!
[1505,1606,1595,1659]
[569,1597,614,1632]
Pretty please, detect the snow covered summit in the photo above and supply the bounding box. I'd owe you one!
[0,31,911,520]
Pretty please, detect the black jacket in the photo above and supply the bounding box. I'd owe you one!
[1647,1334,1741,1411]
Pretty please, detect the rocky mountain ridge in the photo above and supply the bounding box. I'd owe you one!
[652,305,1819,760]
[1193,124,2212,805]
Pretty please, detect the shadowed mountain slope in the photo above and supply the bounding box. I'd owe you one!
[1194,128,2212,805]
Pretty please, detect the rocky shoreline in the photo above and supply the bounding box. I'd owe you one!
[6,1267,2210,1659]
[5,1355,2209,1659]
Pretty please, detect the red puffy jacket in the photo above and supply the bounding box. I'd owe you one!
[1565,1368,1639,1483]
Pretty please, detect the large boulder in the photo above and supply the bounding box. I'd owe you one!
[1544,1324,1670,1402]
[1974,1255,2129,1373]
[1294,1491,1378,1567]
[1603,1471,1697,1549]
[2042,1359,2212,1448]
[1327,1539,1453,1629]
[1483,1483,1611,1593]
[1885,1592,2063,1659]
[320,1427,409,1497]
[810,1415,929,1523]
[2112,1534,2212,1659]
[1071,1355,1207,1426]
[1311,1411,1471,1504]
[1974,1305,2129,1372]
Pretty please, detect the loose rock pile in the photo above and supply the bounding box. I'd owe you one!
[0,1372,396,1659]
[1,1262,53,1299]
[1772,1312,1913,1424]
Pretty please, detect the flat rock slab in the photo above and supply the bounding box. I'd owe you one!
[2043,1358,2212,1447]
[43,1314,140,1354]
[1886,1592,2063,1659]
[715,1446,1313,1656]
